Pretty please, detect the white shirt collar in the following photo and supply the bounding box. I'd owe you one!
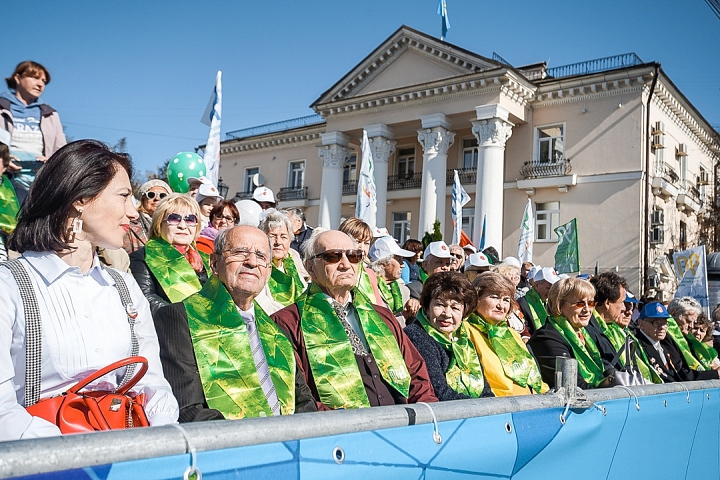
[23,251,113,286]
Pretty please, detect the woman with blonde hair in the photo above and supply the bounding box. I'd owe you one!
[130,193,209,317]
[339,217,383,305]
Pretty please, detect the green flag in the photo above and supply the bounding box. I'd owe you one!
[554,218,579,274]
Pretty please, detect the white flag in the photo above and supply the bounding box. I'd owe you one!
[451,170,470,245]
[673,245,709,314]
[202,71,222,187]
[516,198,534,263]
[355,130,376,227]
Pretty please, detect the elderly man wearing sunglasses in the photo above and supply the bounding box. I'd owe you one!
[273,230,437,410]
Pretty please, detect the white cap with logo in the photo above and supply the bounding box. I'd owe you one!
[253,186,275,204]
[533,267,561,284]
[467,252,491,268]
[369,236,415,262]
[423,241,453,259]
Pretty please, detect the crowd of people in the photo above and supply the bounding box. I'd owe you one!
[1,64,720,440]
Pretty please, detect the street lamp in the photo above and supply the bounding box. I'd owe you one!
[217,177,229,198]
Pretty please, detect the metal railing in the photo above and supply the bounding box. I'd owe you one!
[277,186,308,201]
[446,167,477,185]
[388,171,423,190]
[663,164,680,184]
[546,53,644,79]
[520,158,572,179]
[342,181,357,195]
[226,114,325,140]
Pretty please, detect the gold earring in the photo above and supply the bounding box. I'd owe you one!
[72,209,83,234]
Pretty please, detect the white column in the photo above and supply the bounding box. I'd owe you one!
[471,104,514,256]
[318,132,350,229]
[366,124,396,230]
[417,114,455,238]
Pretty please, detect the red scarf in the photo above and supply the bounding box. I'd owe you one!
[174,245,204,273]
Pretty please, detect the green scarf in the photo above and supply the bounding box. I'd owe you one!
[665,317,705,371]
[145,237,210,303]
[377,278,404,314]
[466,313,545,393]
[602,322,662,384]
[268,255,305,306]
[549,315,606,387]
[686,333,718,370]
[523,287,547,330]
[296,283,411,409]
[418,267,429,283]
[0,175,19,234]
[356,265,376,303]
[183,275,296,418]
[416,310,486,398]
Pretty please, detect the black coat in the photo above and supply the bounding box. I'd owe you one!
[154,302,318,422]
[586,316,624,371]
[404,322,494,401]
[516,296,537,336]
[129,246,208,318]
[290,225,313,257]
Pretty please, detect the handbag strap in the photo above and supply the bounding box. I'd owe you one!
[609,334,639,371]
[103,267,140,386]
[4,259,42,407]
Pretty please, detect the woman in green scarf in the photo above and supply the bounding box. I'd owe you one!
[668,297,720,371]
[339,217,384,305]
[528,277,613,389]
[404,271,494,400]
[130,193,210,317]
[257,209,309,310]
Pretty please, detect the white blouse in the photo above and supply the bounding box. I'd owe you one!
[0,251,179,441]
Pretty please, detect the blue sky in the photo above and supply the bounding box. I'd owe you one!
[3,0,718,179]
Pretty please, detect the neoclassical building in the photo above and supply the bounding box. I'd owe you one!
[216,26,720,298]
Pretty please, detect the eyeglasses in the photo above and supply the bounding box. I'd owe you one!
[311,249,364,264]
[650,319,669,328]
[212,214,236,223]
[165,213,198,227]
[144,191,168,200]
[567,300,597,309]
[223,248,271,266]
[450,253,464,260]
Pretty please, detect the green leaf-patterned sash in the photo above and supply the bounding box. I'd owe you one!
[377,278,404,314]
[0,175,19,234]
[602,322,662,384]
[685,332,718,370]
[548,315,605,387]
[665,317,705,371]
[524,287,547,330]
[268,255,306,307]
[145,237,208,303]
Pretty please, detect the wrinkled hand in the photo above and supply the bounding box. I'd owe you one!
[403,298,421,319]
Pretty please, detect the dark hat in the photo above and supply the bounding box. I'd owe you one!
[638,302,670,320]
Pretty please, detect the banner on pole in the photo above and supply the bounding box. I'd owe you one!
[355,130,377,227]
[673,245,709,312]
[201,71,222,187]
[554,218,580,274]
[516,198,534,263]
[451,170,471,245]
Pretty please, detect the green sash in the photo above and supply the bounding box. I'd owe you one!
[466,314,544,393]
[523,287,547,330]
[602,322,662,384]
[377,278,404,314]
[0,175,19,234]
[686,333,719,370]
[356,265,376,303]
[549,315,606,387]
[297,283,411,409]
[145,237,210,303]
[665,317,705,371]
[183,275,296,418]
[416,310,486,397]
[268,255,305,306]
[591,310,609,331]
[418,267,428,283]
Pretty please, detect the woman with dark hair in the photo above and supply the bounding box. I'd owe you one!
[130,193,209,318]
[400,238,423,284]
[404,271,494,401]
[0,140,178,441]
[196,200,240,255]
[466,272,547,396]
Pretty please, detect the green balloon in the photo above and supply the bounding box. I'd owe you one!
[166,152,205,193]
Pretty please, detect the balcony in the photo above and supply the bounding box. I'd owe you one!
[520,158,572,179]
[343,181,357,195]
[388,172,423,191]
[445,167,477,186]
[652,164,680,199]
[276,186,308,201]
[677,181,702,214]
[231,191,253,202]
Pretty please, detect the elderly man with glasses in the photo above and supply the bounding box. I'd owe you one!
[273,230,437,410]
[153,225,317,422]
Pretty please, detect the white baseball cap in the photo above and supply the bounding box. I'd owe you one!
[253,186,275,204]
[187,176,212,186]
[369,236,415,262]
[533,267,561,284]
[372,227,390,238]
[463,244,477,254]
[196,183,223,203]
[528,265,543,280]
[423,241,453,259]
[502,256,522,268]
[467,252,491,268]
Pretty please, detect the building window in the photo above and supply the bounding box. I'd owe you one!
[654,147,665,176]
[679,154,687,185]
[244,167,259,194]
[343,154,357,185]
[462,138,478,169]
[462,207,475,239]
[397,148,415,178]
[288,160,305,189]
[392,212,411,244]
[536,124,565,163]
[535,201,560,241]
[680,221,687,250]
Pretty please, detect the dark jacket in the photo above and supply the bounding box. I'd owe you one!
[586,316,623,371]
[516,296,537,335]
[154,302,317,422]
[290,225,313,257]
[129,246,209,318]
[404,322,494,401]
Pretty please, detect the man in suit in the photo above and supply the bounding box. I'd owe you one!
[517,267,557,335]
[154,225,317,422]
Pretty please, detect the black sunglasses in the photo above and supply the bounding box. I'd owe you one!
[311,249,364,264]
[165,213,198,226]
[144,191,168,200]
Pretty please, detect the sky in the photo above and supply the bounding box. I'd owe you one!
[3,0,719,181]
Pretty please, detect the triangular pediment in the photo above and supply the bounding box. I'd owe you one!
[312,25,501,108]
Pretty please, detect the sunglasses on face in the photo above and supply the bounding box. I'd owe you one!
[311,249,364,264]
[165,213,198,227]
[567,300,597,309]
[213,214,236,223]
[144,191,168,200]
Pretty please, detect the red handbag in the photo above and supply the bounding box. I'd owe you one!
[26,356,150,434]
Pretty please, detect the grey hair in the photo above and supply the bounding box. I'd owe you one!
[668,296,702,318]
[369,255,394,276]
[258,208,295,241]
[213,225,272,255]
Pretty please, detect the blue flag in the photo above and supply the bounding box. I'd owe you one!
[437,0,450,41]
[479,215,487,250]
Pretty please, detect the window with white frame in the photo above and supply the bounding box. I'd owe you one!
[462,138,478,169]
[244,167,259,194]
[397,148,415,178]
[392,212,411,245]
[679,155,687,185]
[288,160,305,189]
[536,124,565,163]
[461,207,475,239]
[535,202,560,241]
[654,146,664,176]
[343,154,357,185]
